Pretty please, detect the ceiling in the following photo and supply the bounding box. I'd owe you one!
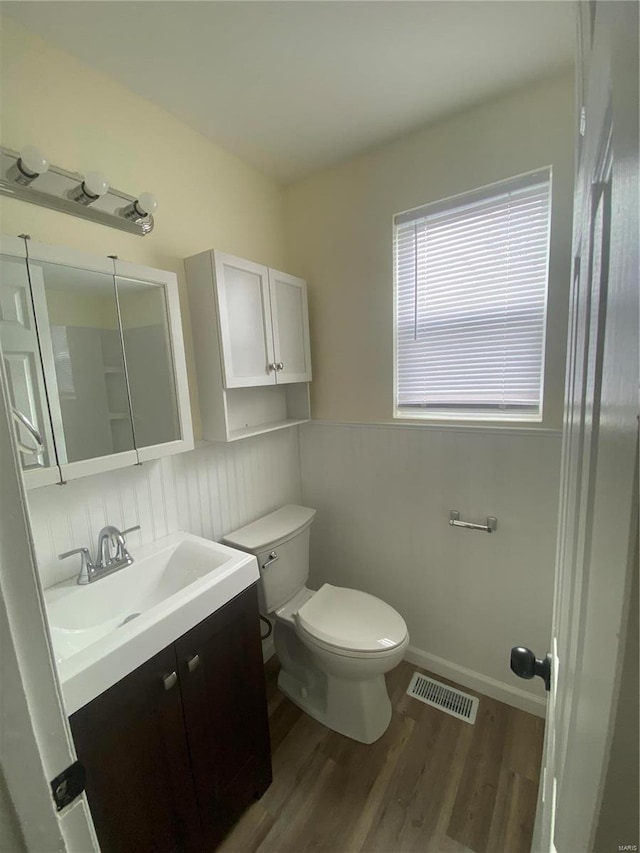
[2,1,574,184]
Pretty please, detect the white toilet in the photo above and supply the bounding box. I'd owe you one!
[223,505,409,744]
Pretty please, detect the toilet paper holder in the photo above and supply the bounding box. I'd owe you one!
[449,510,497,533]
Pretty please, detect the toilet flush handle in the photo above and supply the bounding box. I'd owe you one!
[262,551,279,570]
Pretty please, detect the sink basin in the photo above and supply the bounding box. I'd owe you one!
[45,532,259,714]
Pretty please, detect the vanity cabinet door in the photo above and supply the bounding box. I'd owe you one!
[213,251,277,388]
[175,584,272,847]
[269,268,312,384]
[70,645,203,853]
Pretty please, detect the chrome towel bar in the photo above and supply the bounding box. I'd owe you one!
[449,510,497,533]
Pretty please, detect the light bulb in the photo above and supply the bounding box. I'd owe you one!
[13,145,49,185]
[120,191,158,222]
[69,171,110,205]
[136,192,158,216]
[83,171,109,198]
[19,145,49,176]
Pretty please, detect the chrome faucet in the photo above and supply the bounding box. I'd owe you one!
[59,524,141,585]
[97,525,128,569]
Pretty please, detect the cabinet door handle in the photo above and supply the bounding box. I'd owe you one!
[268,362,277,372]
[163,671,178,691]
[186,654,200,673]
[277,362,284,370]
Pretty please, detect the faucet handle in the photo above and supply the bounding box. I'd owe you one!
[114,525,140,561]
[59,547,94,585]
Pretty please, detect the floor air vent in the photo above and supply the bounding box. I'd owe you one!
[406,672,479,724]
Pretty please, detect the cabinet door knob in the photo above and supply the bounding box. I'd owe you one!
[277,362,284,370]
[268,362,277,372]
[163,671,178,691]
[186,654,200,673]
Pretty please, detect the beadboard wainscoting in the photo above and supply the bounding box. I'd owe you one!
[28,428,302,590]
[299,421,562,716]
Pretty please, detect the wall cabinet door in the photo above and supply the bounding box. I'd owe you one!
[70,645,203,853]
[269,268,312,384]
[0,237,194,487]
[214,252,276,388]
[114,259,193,464]
[175,584,272,847]
[28,251,138,482]
[0,242,60,485]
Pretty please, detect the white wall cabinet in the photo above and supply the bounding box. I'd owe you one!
[185,249,311,442]
[0,236,193,488]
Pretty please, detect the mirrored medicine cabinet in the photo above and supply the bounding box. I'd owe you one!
[0,235,193,488]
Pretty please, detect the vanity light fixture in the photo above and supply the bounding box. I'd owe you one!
[0,144,155,236]
[120,191,159,222]
[69,171,110,206]
[11,145,49,186]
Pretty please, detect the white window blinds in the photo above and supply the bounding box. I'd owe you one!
[394,168,552,420]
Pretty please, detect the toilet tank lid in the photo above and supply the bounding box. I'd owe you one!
[223,505,316,553]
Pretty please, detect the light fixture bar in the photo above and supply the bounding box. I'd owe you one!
[0,147,155,236]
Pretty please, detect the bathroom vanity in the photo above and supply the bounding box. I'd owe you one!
[70,584,271,852]
[42,531,273,852]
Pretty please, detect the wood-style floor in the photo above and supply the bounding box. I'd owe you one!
[219,658,545,853]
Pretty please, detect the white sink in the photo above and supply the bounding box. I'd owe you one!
[45,531,259,714]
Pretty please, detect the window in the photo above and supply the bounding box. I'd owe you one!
[393,168,552,421]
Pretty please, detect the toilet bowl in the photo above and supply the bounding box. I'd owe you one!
[223,505,409,744]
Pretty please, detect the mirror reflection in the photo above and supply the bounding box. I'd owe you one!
[0,254,57,470]
[116,278,180,448]
[31,260,135,464]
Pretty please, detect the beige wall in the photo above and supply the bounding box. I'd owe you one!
[285,73,574,428]
[0,16,286,438]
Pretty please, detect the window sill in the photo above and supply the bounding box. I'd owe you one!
[305,419,562,438]
[393,409,543,424]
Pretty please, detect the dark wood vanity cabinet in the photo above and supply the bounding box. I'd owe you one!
[70,584,272,853]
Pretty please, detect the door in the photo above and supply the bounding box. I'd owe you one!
[269,268,312,384]
[70,644,202,853]
[0,242,60,484]
[531,3,638,851]
[214,251,277,388]
[175,585,272,848]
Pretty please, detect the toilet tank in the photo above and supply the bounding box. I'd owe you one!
[223,505,316,613]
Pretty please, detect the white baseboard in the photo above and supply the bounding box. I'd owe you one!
[404,645,547,718]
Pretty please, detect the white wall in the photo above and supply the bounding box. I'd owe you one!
[300,422,560,714]
[288,75,574,714]
[28,428,302,590]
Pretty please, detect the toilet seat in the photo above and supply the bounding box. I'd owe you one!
[295,583,408,656]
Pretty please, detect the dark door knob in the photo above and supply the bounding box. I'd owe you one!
[510,646,552,691]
